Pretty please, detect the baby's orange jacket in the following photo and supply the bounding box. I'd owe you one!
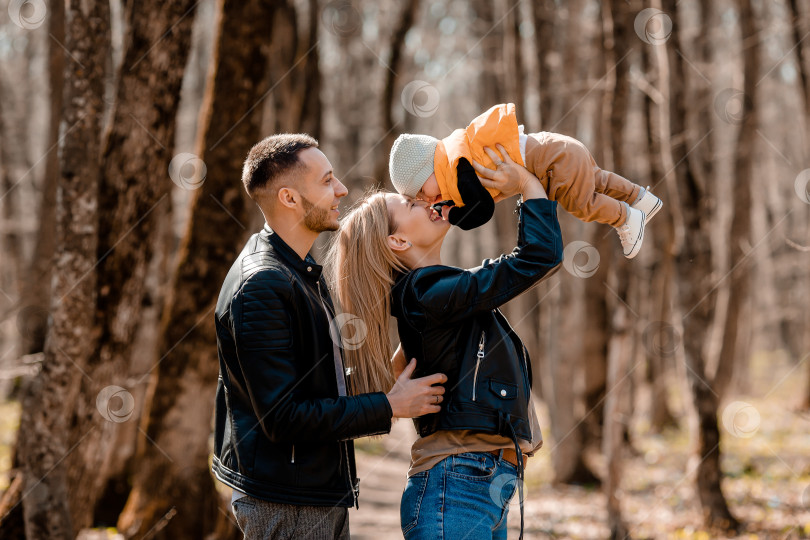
[434,103,524,207]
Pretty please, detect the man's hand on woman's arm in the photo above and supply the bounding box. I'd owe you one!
[471,143,548,201]
[386,359,446,418]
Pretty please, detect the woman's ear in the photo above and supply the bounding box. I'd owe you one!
[388,234,411,252]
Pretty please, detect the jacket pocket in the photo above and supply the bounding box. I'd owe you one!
[489,379,517,400]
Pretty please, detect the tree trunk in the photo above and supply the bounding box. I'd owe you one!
[503,0,525,113]
[787,0,810,410]
[0,91,26,539]
[18,0,65,356]
[16,1,110,537]
[374,0,421,184]
[498,0,542,377]
[601,2,633,534]
[640,41,677,432]
[788,0,810,123]
[60,0,198,532]
[535,0,600,485]
[582,20,610,444]
[115,0,277,536]
[529,0,556,128]
[0,1,66,531]
[603,279,632,540]
[526,0,557,405]
[268,0,322,139]
[714,0,758,400]
[660,0,740,531]
[550,0,586,135]
[0,90,23,316]
[299,0,323,140]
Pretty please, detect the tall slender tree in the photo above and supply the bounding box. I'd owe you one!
[640,41,677,432]
[18,0,65,356]
[529,0,556,128]
[715,0,758,400]
[16,1,110,537]
[374,0,422,184]
[600,1,634,536]
[661,0,744,530]
[787,0,810,411]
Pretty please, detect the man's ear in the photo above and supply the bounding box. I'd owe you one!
[277,186,299,210]
[388,234,410,253]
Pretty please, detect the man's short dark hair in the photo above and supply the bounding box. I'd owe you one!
[242,133,319,199]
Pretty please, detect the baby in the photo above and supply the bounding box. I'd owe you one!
[388,103,662,258]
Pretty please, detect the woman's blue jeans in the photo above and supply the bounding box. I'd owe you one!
[400,451,520,539]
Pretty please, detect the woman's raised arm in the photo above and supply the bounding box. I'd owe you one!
[401,198,563,327]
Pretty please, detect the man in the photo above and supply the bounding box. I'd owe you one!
[212,133,446,539]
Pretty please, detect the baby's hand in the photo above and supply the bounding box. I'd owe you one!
[472,144,541,199]
[431,200,455,221]
[441,205,452,221]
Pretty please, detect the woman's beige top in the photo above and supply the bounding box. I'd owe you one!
[407,393,543,477]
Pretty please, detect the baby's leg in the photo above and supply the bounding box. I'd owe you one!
[525,132,630,228]
[593,168,642,204]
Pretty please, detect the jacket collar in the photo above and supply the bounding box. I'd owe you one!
[261,223,323,280]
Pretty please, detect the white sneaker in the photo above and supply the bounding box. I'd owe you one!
[631,186,662,224]
[616,205,645,259]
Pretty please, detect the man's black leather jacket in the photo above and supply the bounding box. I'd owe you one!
[392,198,563,442]
[212,225,393,508]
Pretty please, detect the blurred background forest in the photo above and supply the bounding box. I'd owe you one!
[0,0,809,538]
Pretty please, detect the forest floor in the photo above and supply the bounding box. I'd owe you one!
[1,351,809,539]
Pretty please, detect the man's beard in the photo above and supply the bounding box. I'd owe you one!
[301,195,337,232]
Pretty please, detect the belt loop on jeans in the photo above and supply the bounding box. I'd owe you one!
[497,449,504,462]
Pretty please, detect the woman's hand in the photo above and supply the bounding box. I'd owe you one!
[471,144,547,200]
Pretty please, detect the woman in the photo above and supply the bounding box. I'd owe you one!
[328,147,563,539]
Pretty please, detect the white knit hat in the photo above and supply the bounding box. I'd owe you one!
[389,134,439,198]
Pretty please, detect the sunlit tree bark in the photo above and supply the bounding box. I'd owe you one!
[16,1,110,537]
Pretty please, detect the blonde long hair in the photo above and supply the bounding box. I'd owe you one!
[325,190,407,395]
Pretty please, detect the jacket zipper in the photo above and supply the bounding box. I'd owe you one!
[472,331,486,401]
[316,282,357,507]
[291,444,295,463]
[345,441,358,508]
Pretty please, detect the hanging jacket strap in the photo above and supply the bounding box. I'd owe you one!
[499,412,525,540]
